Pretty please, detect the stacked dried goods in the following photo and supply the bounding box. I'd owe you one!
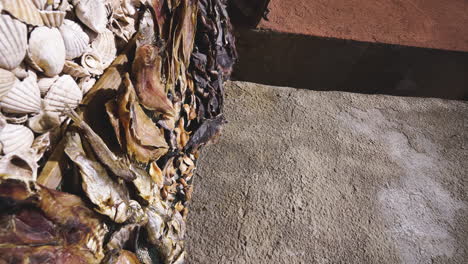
[0,0,236,263]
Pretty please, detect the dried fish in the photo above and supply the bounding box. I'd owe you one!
[64,132,132,223]
[66,109,137,181]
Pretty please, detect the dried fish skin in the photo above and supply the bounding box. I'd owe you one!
[66,109,137,181]
[65,132,132,223]
[105,224,140,251]
[184,115,226,153]
[132,44,175,116]
[102,249,142,264]
[107,75,169,164]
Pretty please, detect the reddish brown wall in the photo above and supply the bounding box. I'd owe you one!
[258,0,468,52]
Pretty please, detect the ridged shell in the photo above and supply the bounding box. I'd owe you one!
[32,0,47,9]
[81,52,104,76]
[92,29,116,68]
[75,0,107,33]
[40,10,65,27]
[38,75,59,96]
[0,73,41,114]
[2,0,44,26]
[11,66,28,80]
[0,15,28,70]
[0,69,17,99]
[0,124,34,154]
[28,27,66,77]
[78,76,96,94]
[60,19,90,60]
[44,74,83,114]
[62,60,90,78]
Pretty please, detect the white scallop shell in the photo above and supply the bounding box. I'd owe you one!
[81,52,104,76]
[60,19,90,60]
[92,29,116,68]
[0,73,41,114]
[0,69,18,99]
[75,0,107,33]
[38,75,59,96]
[40,10,65,27]
[78,76,96,94]
[28,27,66,77]
[0,124,34,154]
[62,60,91,78]
[11,65,28,80]
[0,15,28,70]
[2,0,44,26]
[32,0,47,9]
[43,74,83,114]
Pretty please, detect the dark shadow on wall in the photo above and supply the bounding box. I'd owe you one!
[233,29,468,100]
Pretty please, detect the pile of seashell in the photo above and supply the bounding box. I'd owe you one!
[0,0,237,263]
[0,0,121,155]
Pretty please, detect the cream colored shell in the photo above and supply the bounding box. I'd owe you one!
[62,60,91,78]
[81,52,104,76]
[40,10,66,27]
[92,29,117,68]
[0,73,41,114]
[43,74,83,114]
[38,75,59,96]
[0,124,34,154]
[0,15,28,70]
[0,69,18,99]
[60,19,90,60]
[75,0,107,33]
[28,27,66,77]
[2,0,44,26]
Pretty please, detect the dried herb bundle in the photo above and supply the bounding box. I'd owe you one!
[0,0,236,263]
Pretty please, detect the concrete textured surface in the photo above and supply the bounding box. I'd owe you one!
[186,81,468,263]
[258,0,468,52]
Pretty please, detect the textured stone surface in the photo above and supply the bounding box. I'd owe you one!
[258,0,468,52]
[186,81,468,263]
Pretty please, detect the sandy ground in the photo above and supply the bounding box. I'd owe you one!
[186,81,468,264]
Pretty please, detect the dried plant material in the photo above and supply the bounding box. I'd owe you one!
[185,115,226,153]
[102,250,142,264]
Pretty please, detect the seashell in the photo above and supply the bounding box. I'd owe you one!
[28,110,61,133]
[75,0,107,33]
[32,0,47,9]
[62,60,91,78]
[78,76,96,95]
[43,74,83,114]
[92,29,117,68]
[38,75,59,96]
[28,27,66,77]
[0,73,41,114]
[0,15,28,70]
[2,112,29,124]
[60,19,90,59]
[2,0,44,26]
[0,124,34,154]
[11,66,28,80]
[40,10,65,27]
[81,52,104,76]
[0,69,18,99]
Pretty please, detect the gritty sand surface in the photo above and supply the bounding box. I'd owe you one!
[186,81,468,264]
